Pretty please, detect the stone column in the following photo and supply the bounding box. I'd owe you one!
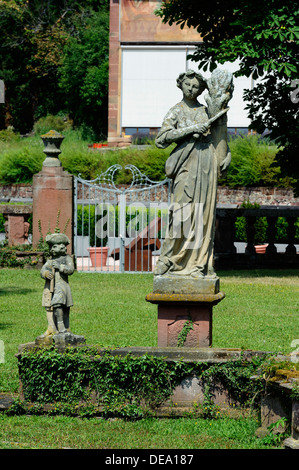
[107,0,131,147]
[107,0,121,146]
[32,130,74,253]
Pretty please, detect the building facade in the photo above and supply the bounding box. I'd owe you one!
[108,0,253,146]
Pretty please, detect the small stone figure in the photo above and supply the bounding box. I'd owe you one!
[37,233,74,342]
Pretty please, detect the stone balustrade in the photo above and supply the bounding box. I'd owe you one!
[215,206,299,269]
[1,203,298,270]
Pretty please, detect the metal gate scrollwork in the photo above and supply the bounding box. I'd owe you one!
[74,165,170,273]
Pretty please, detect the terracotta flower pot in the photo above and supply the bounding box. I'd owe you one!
[87,247,109,266]
[255,244,268,254]
[93,143,108,148]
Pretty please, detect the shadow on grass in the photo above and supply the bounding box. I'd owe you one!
[0,322,13,330]
[218,268,298,278]
[0,287,37,296]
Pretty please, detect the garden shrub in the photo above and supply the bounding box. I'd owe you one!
[0,130,295,189]
[33,114,72,136]
[234,201,299,243]
[235,216,299,243]
[60,147,103,180]
[0,127,20,143]
[0,242,43,268]
[0,147,44,184]
[0,213,5,232]
[63,140,173,183]
[220,134,282,188]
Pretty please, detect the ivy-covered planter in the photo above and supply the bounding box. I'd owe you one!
[15,344,270,419]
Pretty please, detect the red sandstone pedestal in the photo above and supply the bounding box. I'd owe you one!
[32,166,73,252]
[146,292,225,348]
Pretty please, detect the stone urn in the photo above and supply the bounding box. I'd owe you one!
[41,130,64,167]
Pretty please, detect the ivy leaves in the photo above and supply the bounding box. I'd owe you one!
[18,346,268,419]
[18,347,194,417]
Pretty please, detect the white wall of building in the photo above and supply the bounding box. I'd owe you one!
[121,46,252,130]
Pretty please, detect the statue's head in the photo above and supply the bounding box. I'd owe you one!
[177,70,207,98]
[46,233,70,257]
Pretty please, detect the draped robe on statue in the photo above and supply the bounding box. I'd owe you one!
[155,101,218,278]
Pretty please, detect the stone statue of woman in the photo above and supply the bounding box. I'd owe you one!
[154,69,233,280]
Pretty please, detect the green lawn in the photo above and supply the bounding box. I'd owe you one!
[0,267,298,449]
[0,414,267,449]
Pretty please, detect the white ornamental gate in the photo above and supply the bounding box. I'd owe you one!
[74,165,170,273]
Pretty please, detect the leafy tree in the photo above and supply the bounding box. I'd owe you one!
[0,1,36,131]
[58,10,109,140]
[0,0,109,136]
[157,0,299,193]
[0,0,71,131]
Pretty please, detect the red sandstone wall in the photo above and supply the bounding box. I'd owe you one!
[120,0,201,43]
[216,186,299,207]
[1,184,298,206]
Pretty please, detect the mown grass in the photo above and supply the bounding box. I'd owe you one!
[0,267,298,449]
[0,268,298,393]
[0,414,268,449]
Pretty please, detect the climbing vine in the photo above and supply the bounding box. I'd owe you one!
[177,316,194,347]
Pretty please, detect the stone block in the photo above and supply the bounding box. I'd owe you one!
[146,291,225,348]
[53,332,86,351]
[260,394,289,431]
[6,214,30,246]
[157,303,213,348]
[292,401,299,440]
[153,275,220,295]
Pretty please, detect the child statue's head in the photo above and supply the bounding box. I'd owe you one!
[45,233,70,257]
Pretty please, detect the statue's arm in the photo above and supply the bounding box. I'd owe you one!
[59,255,75,275]
[40,260,54,280]
[156,110,209,148]
[219,147,231,175]
[164,123,208,144]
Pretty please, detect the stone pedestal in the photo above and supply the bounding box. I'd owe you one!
[0,204,32,246]
[146,276,225,348]
[32,166,73,252]
[32,130,73,253]
[146,291,224,348]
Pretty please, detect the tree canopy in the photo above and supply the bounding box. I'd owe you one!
[0,0,109,138]
[157,0,299,193]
